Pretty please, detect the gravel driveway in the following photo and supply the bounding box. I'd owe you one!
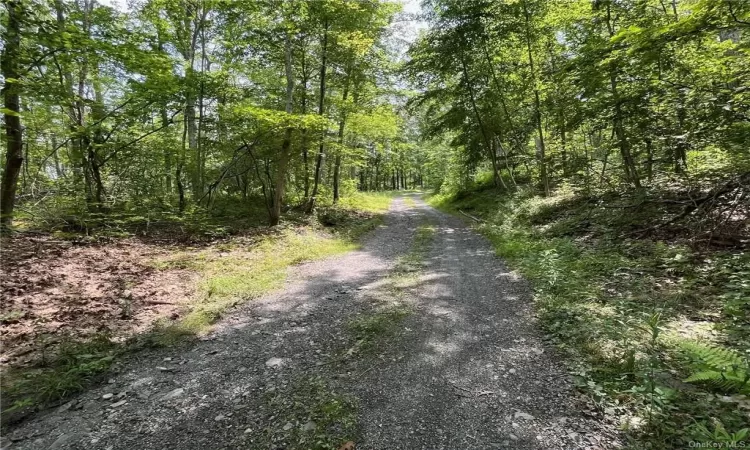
[2,195,619,450]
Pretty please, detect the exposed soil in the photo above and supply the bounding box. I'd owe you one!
[0,237,196,367]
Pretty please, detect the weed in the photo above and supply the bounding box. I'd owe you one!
[336,191,397,213]
[262,376,357,450]
[2,334,118,415]
[345,223,435,356]
[681,343,750,394]
[393,224,435,274]
[347,306,411,355]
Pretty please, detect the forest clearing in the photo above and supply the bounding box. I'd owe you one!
[1,0,749,449]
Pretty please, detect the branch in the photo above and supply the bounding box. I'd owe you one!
[197,140,258,204]
[728,1,750,27]
[626,172,750,237]
[100,109,181,165]
[459,209,484,223]
[32,137,72,179]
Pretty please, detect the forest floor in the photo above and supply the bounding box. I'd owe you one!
[0,194,619,450]
[0,236,198,368]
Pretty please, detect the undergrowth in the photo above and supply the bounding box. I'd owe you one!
[429,187,749,449]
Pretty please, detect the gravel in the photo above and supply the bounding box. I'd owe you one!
[2,195,619,450]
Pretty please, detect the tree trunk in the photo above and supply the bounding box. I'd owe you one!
[270,29,295,226]
[523,0,549,196]
[605,3,641,189]
[299,47,311,201]
[181,3,201,200]
[333,67,353,203]
[161,108,173,193]
[306,20,329,214]
[89,68,108,208]
[196,20,208,197]
[671,0,688,174]
[51,135,64,178]
[0,0,23,227]
[459,48,497,188]
[54,0,88,196]
[490,137,507,190]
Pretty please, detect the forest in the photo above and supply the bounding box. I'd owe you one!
[1,0,749,449]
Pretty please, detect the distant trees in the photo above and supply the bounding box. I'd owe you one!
[0,0,414,228]
[407,0,750,194]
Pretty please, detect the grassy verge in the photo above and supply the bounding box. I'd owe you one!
[1,193,395,424]
[336,191,399,213]
[152,228,364,336]
[429,188,749,449]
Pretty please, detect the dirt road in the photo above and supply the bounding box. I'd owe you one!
[3,195,618,450]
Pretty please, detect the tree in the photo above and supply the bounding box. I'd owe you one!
[0,0,24,226]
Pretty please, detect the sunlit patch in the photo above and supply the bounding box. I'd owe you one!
[426,339,461,355]
[663,316,722,343]
[495,271,522,281]
[425,303,460,320]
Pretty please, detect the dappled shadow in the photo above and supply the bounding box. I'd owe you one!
[345,198,609,449]
[3,196,614,450]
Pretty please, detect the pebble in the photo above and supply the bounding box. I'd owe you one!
[282,422,293,431]
[130,377,154,389]
[301,421,316,432]
[49,433,76,449]
[56,400,76,413]
[514,412,534,421]
[215,415,225,421]
[110,400,127,408]
[102,393,114,400]
[265,357,286,368]
[161,388,185,401]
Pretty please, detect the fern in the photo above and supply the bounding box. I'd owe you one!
[692,419,750,445]
[682,342,750,394]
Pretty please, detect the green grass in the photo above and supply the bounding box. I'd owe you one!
[337,191,398,213]
[258,214,435,448]
[2,334,118,420]
[347,306,412,355]
[393,224,435,274]
[429,188,750,449]
[403,197,417,208]
[155,229,361,334]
